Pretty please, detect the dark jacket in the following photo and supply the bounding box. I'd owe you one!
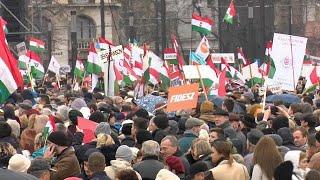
[50,147,81,180]
[89,171,111,180]
[178,131,198,154]
[97,144,119,166]
[173,150,190,176]
[133,156,164,180]
[219,121,237,139]
[0,136,20,150]
[121,136,135,147]
[152,128,169,144]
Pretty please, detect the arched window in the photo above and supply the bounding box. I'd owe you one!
[77,15,96,40]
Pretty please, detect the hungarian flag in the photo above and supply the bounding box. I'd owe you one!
[27,50,44,79]
[48,56,61,75]
[19,70,30,84]
[142,51,164,85]
[242,62,264,87]
[237,47,248,65]
[224,0,236,24]
[218,68,227,96]
[164,48,178,65]
[42,116,56,140]
[191,13,213,35]
[305,66,318,90]
[74,60,85,78]
[131,45,144,76]
[171,35,185,69]
[264,41,276,78]
[86,42,102,75]
[0,40,19,103]
[206,55,221,76]
[29,37,45,52]
[97,37,113,50]
[0,17,8,34]
[18,54,30,70]
[159,64,170,90]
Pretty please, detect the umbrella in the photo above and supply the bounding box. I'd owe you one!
[199,95,224,107]
[233,102,246,114]
[266,94,301,105]
[135,95,167,113]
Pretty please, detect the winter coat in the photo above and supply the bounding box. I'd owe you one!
[152,128,169,144]
[50,147,81,180]
[178,131,198,154]
[210,159,249,180]
[133,156,164,180]
[121,136,135,147]
[98,144,119,166]
[251,164,270,180]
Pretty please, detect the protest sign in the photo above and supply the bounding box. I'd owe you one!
[211,53,235,63]
[167,83,199,112]
[269,33,307,91]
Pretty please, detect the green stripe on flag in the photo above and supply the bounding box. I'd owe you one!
[86,62,102,75]
[0,80,11,103]
[31,66,44,79]
[192,25,211,35]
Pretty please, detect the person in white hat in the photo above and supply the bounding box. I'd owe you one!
[8,154,31,173]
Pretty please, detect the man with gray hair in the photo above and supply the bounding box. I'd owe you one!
[133,140,164,179]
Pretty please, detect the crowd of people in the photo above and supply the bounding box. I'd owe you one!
[1,84,320,180]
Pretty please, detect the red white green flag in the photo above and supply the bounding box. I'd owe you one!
[29,37,45,52]
[224,0,236,24]
[27,50,44,79]
[191,13,213,35]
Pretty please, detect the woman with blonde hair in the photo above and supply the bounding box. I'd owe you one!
[252,136,283,180]
[186,138,212,167]
[208,139,249,180]
[96,133,119,166]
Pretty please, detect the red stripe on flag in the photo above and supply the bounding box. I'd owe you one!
[29,37,45,46]
[192,13,213,25]
[310,66,318,84]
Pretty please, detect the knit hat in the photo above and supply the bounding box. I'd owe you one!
[185,117,203,129]
[27,158,53,173]
[168,120,179,135]
[189,161,209,178]
[8,154,31,173]
[267,134,283,146]
[18,100,33,110]
[165,156,185,173]
[48,131,70,146]
[155,169,180,180]
[241,114,256,129]
[247,129,264,145]
[212,108,229,116]
[116,145,133,162]
[70,98,87,111]
[200,101,214,114]
[95,122,111,136]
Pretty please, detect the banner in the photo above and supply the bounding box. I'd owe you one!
[78,117,98,144]
[182,65,217,80]
[111,45,124,61]
[211,53,235,63]
[269,33,307,91]
[98,49,110,63]
[195,36,210,62]
[167,83,199,112]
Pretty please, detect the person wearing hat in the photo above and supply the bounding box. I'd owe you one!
[105,145,141,179]
[189,161,210,180]
[8,154,31,173]
[212,108,238,140]
[27,157,52,179]
[178,117,203,154]
[44,131,81,180]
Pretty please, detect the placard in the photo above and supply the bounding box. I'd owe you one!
[211,53,235,63]
[167,83,199,112]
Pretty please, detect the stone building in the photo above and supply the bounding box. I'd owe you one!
[27,0,120,66]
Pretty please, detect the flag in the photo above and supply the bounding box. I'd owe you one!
[86,42,102,75]
[0,17,8,34]
[48,56,61,74]
[97,37,113,50]
[224,0,236,24]
[18,54,29,70]
[191,13,213,35]
[305,66,318,90]
[27,51,44,79]
[142,51,164,85]
[171,35,185,68]
[19,70,30,84]
[29,37,45,52]
[264,41,276,78]
[237,47,248,65]
[190,51,206,65]
[131,45,144,76]
[218,68,227,96]
[242,62,264,87]
[74,60,85,78]
[159,65,170,90]
[195,36,210,62]
[0,19,24,89]
[164,48,178,65]
[42,116,56,140]
[0,45,18,103]
[206,55,221,76]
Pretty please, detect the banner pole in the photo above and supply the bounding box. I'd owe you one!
[289,36,296,91]
[196,64,208,101]
[262,78,268,113]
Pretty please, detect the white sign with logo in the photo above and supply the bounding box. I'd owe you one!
[59,65,71,75]
[16,42,26,56]
[269,33,308,91]
[211,53,235,63]
[98,49,110,63]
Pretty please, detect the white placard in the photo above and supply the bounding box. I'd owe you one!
[211,53,235,63]
[269,33,307,91]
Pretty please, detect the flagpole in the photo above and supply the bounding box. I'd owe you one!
[56,74,61,89]
[26,64,35,91]
[195,64,208,101]
[262,78,268,113]
[289,36,296,91]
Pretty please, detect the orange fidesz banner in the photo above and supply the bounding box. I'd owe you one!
[167,83,199,112]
